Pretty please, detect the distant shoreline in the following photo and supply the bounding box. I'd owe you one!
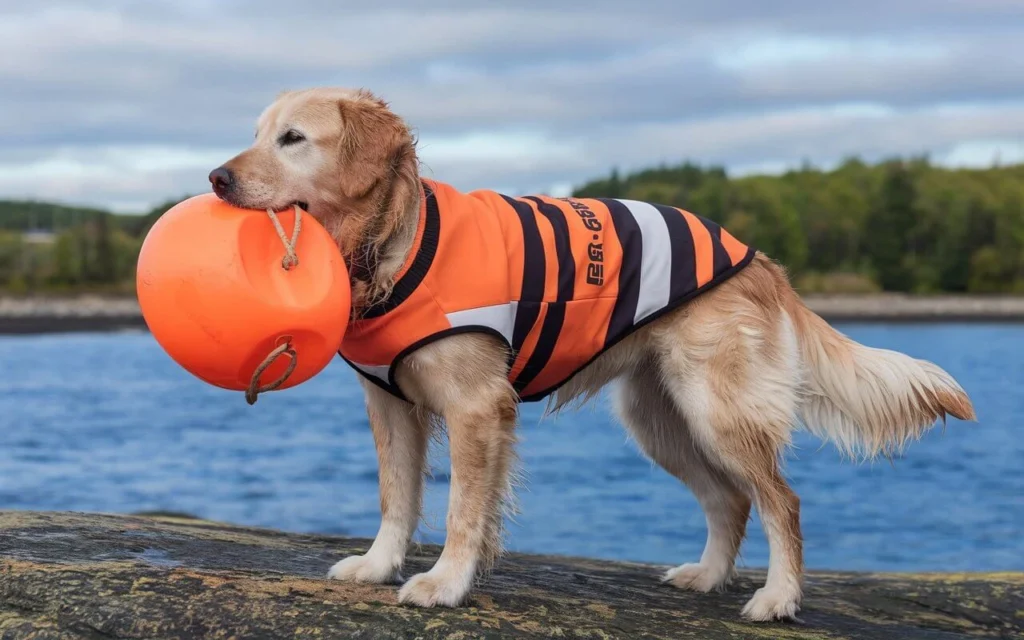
[0,296,146,335]
[3,293,1024,335]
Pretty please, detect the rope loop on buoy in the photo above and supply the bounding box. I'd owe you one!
[265,204,302,270]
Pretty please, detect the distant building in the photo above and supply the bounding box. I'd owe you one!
[22,230,56,245]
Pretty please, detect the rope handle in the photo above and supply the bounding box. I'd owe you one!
[265,204,303,270]
[245,204,303,404]
[246,342,298,405]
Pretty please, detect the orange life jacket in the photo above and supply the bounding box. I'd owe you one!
[339,179,754,402]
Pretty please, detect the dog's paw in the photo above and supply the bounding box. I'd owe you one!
[397,569,471,608]
[327,554,402,584]
[741,584,802,622]
[662,562,733,592]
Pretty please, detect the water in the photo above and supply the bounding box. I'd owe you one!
[1,324,1021,573]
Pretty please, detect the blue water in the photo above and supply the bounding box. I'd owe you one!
[0,325,1021,573]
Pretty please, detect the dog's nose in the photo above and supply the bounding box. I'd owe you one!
[208,167,234,195]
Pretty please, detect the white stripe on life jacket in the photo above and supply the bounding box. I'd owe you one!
[446,301,518,347]
[349,361,391,386]
[619,199,672,323]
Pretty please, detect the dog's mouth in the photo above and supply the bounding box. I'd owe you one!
[212,189,308,215]
[275,201,309,213]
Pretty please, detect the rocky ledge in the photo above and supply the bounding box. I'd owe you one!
[0,296,144,334]
[0,511,1021,639]
[4,294,1024,335]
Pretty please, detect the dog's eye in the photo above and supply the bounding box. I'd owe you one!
[279,129,306,146]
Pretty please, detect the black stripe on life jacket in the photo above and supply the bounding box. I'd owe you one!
[601,199,641,349]
[700,215,738,273]
[524,196,575,302]
[501,195,546,352]
[360,182,441,320]
[512,301,565,394]
[654,204,699,302]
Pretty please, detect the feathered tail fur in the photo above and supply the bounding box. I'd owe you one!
[788,296,976,459]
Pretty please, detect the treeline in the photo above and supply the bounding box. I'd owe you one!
[2,158,1024,294]
[0,201,113,232]
[0,199,178,293]
[575,158,1024,293]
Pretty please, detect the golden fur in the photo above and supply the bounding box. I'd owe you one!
[213,87,976,621]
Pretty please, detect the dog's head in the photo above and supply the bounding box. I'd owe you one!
[210,88,419,258]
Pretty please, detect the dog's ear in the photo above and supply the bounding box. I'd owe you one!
[337,95,416,200]
[336,95,419,254]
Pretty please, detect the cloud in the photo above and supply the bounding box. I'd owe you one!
[425,101,1024,195]
[1,1,1021,210]
[0,145,236,212]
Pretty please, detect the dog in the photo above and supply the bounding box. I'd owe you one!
[209,87,975,621]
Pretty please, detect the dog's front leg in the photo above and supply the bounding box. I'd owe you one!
[397,375,518,607]
[328,380,429,584]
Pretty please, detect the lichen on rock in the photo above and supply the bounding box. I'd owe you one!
[0,511,1020,639]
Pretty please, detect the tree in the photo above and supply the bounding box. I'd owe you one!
[0,231,24,286]
[727,177,808,273]
[969,246,1006,292]
[606,168,623,199]
[865,162,918,291]
[92,213,117,283]
[52,232,80,286]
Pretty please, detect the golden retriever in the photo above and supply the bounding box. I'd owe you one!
[210,87,975,621]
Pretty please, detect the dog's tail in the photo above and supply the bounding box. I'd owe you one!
[788,296,975,459]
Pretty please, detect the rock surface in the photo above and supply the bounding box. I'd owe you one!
[0,511,1020,639]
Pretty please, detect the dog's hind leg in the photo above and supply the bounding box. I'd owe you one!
[651,298,804,622]
[615,362,751,593]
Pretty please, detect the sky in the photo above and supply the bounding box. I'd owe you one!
[2,1,1022,213]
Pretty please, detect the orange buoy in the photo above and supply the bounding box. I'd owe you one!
[136,193,350,403]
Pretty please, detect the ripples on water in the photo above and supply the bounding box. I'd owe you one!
[1,324,1021,571]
